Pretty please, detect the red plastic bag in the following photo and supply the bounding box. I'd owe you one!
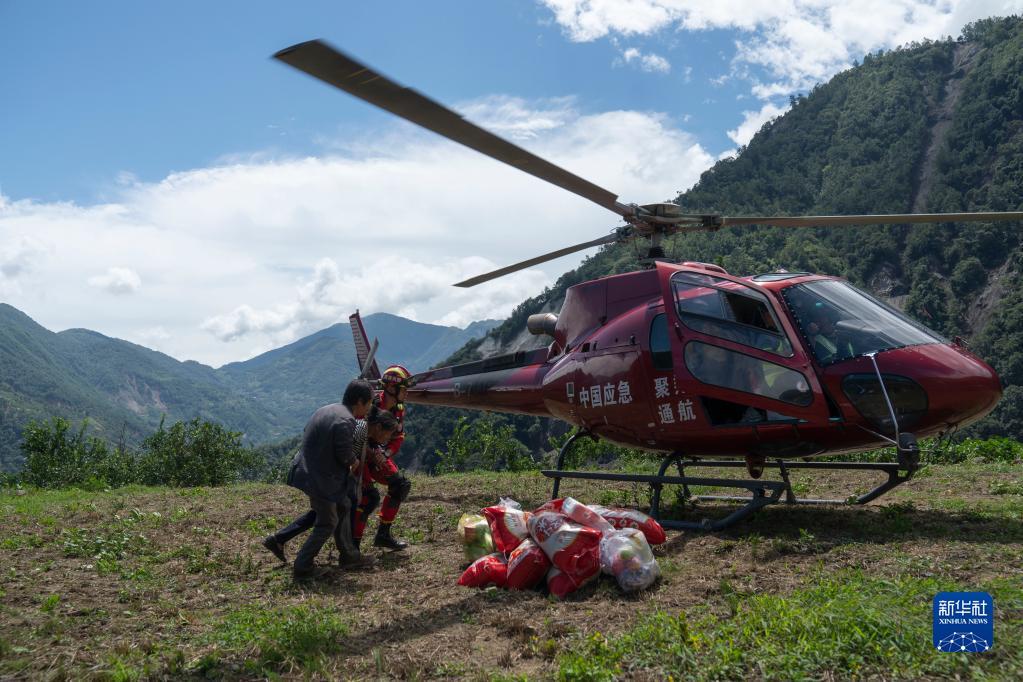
[546,565,597,599]
[505,539,551,590]
[590,505,667,545]
[527,511,601,588]
[533,498,565,515]
[560,497,613,535]
[482,498,531,555]
[458,553,507,588]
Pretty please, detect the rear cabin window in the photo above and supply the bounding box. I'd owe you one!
[684,341,812,406]
[671,271,793,357]
[650,313,673,370]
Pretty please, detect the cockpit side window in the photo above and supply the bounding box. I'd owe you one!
[671,271,793,357]
[650,313,672,370]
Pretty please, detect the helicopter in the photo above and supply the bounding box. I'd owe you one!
[276,40,1023,530]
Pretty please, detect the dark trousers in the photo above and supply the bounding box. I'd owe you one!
[275,509,317,544]
[293,495,338,573]
[285,491,360,571]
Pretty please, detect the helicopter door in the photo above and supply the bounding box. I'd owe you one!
[655,263,830,432]
[643,306,692,439]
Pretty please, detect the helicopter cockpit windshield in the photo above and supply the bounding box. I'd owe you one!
[783,280,945,366]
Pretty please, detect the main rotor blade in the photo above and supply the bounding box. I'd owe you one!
[720,211,1023,228]
[274,40,629,217]
[454,233,621,288]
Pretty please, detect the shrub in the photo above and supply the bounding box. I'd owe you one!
[435,415,537,473]
[137,417,259,487]
[17,415,260,489]
[19,417,137,489]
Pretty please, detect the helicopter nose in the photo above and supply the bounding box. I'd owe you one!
[932,344,1003,427]
[847,344,1002,434]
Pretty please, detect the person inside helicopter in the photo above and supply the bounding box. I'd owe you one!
[805,306,845,364]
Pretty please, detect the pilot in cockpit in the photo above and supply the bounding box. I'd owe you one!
[805,303,849,364]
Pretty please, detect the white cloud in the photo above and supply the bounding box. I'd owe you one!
[0,235,43,280]
[0,234,45,297]
[0,98,713,366]
[456,95,577,140]
[621,47,672,72]
[88,267,142,295]
[727,102,788,147]
[540,1,1023,97]
[200,256,548,344]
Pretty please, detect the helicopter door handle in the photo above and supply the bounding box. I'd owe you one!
[674,322,684,342]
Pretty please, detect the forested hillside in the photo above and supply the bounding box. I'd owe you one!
[401,17,1023,469]
[0,304,276,473]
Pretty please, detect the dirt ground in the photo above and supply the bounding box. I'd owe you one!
[1,463,1021,680]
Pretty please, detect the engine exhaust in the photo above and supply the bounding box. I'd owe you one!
[527,313,558,337]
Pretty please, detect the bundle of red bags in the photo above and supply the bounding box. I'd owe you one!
[458,496,664,597]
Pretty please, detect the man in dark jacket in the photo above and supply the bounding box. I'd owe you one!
[280,379,374,580]
[263,408,399,564]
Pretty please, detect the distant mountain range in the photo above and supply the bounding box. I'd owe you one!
[0,303,499,471]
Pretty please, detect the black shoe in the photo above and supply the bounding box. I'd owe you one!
[262,535,286,563]
[339,552,376,570]
[373,524,409,551]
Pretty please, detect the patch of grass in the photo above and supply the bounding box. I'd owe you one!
[98,653,146,682]
[60,525,149,572]
[119,566,154,583]
[557,571,1023,681]
[397,521,425,544]
[39,593,60,613]
[2,486,160,520]
[990,480,1023,495]
[60,525,148,574]
[122,508,164,526]
[243,516,281,535]
[768,527,825,557]
[0,534,44,550]
[169,506,194,522]
[204,603,349,675]
[164,543,218,574]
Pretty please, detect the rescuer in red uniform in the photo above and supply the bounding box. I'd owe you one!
[353,364,414,551]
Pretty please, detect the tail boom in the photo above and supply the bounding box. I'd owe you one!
[407,349,553,417]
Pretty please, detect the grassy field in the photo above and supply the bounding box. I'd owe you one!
[1,462,1021,680]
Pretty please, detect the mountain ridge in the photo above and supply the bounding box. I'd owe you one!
[0,306,499,471]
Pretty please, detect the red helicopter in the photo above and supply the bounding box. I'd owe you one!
[277,40,1023,530]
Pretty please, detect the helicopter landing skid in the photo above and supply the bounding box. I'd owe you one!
[542,449,919,532]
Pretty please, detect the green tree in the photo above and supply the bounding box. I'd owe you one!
[435,415,536,473]
[19,417,136,489]
[137,417,258,487]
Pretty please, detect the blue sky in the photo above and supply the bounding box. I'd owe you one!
[1,1,746,202]
[2,1,1021,366]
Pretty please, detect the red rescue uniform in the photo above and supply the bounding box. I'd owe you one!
[352,391,411,541]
